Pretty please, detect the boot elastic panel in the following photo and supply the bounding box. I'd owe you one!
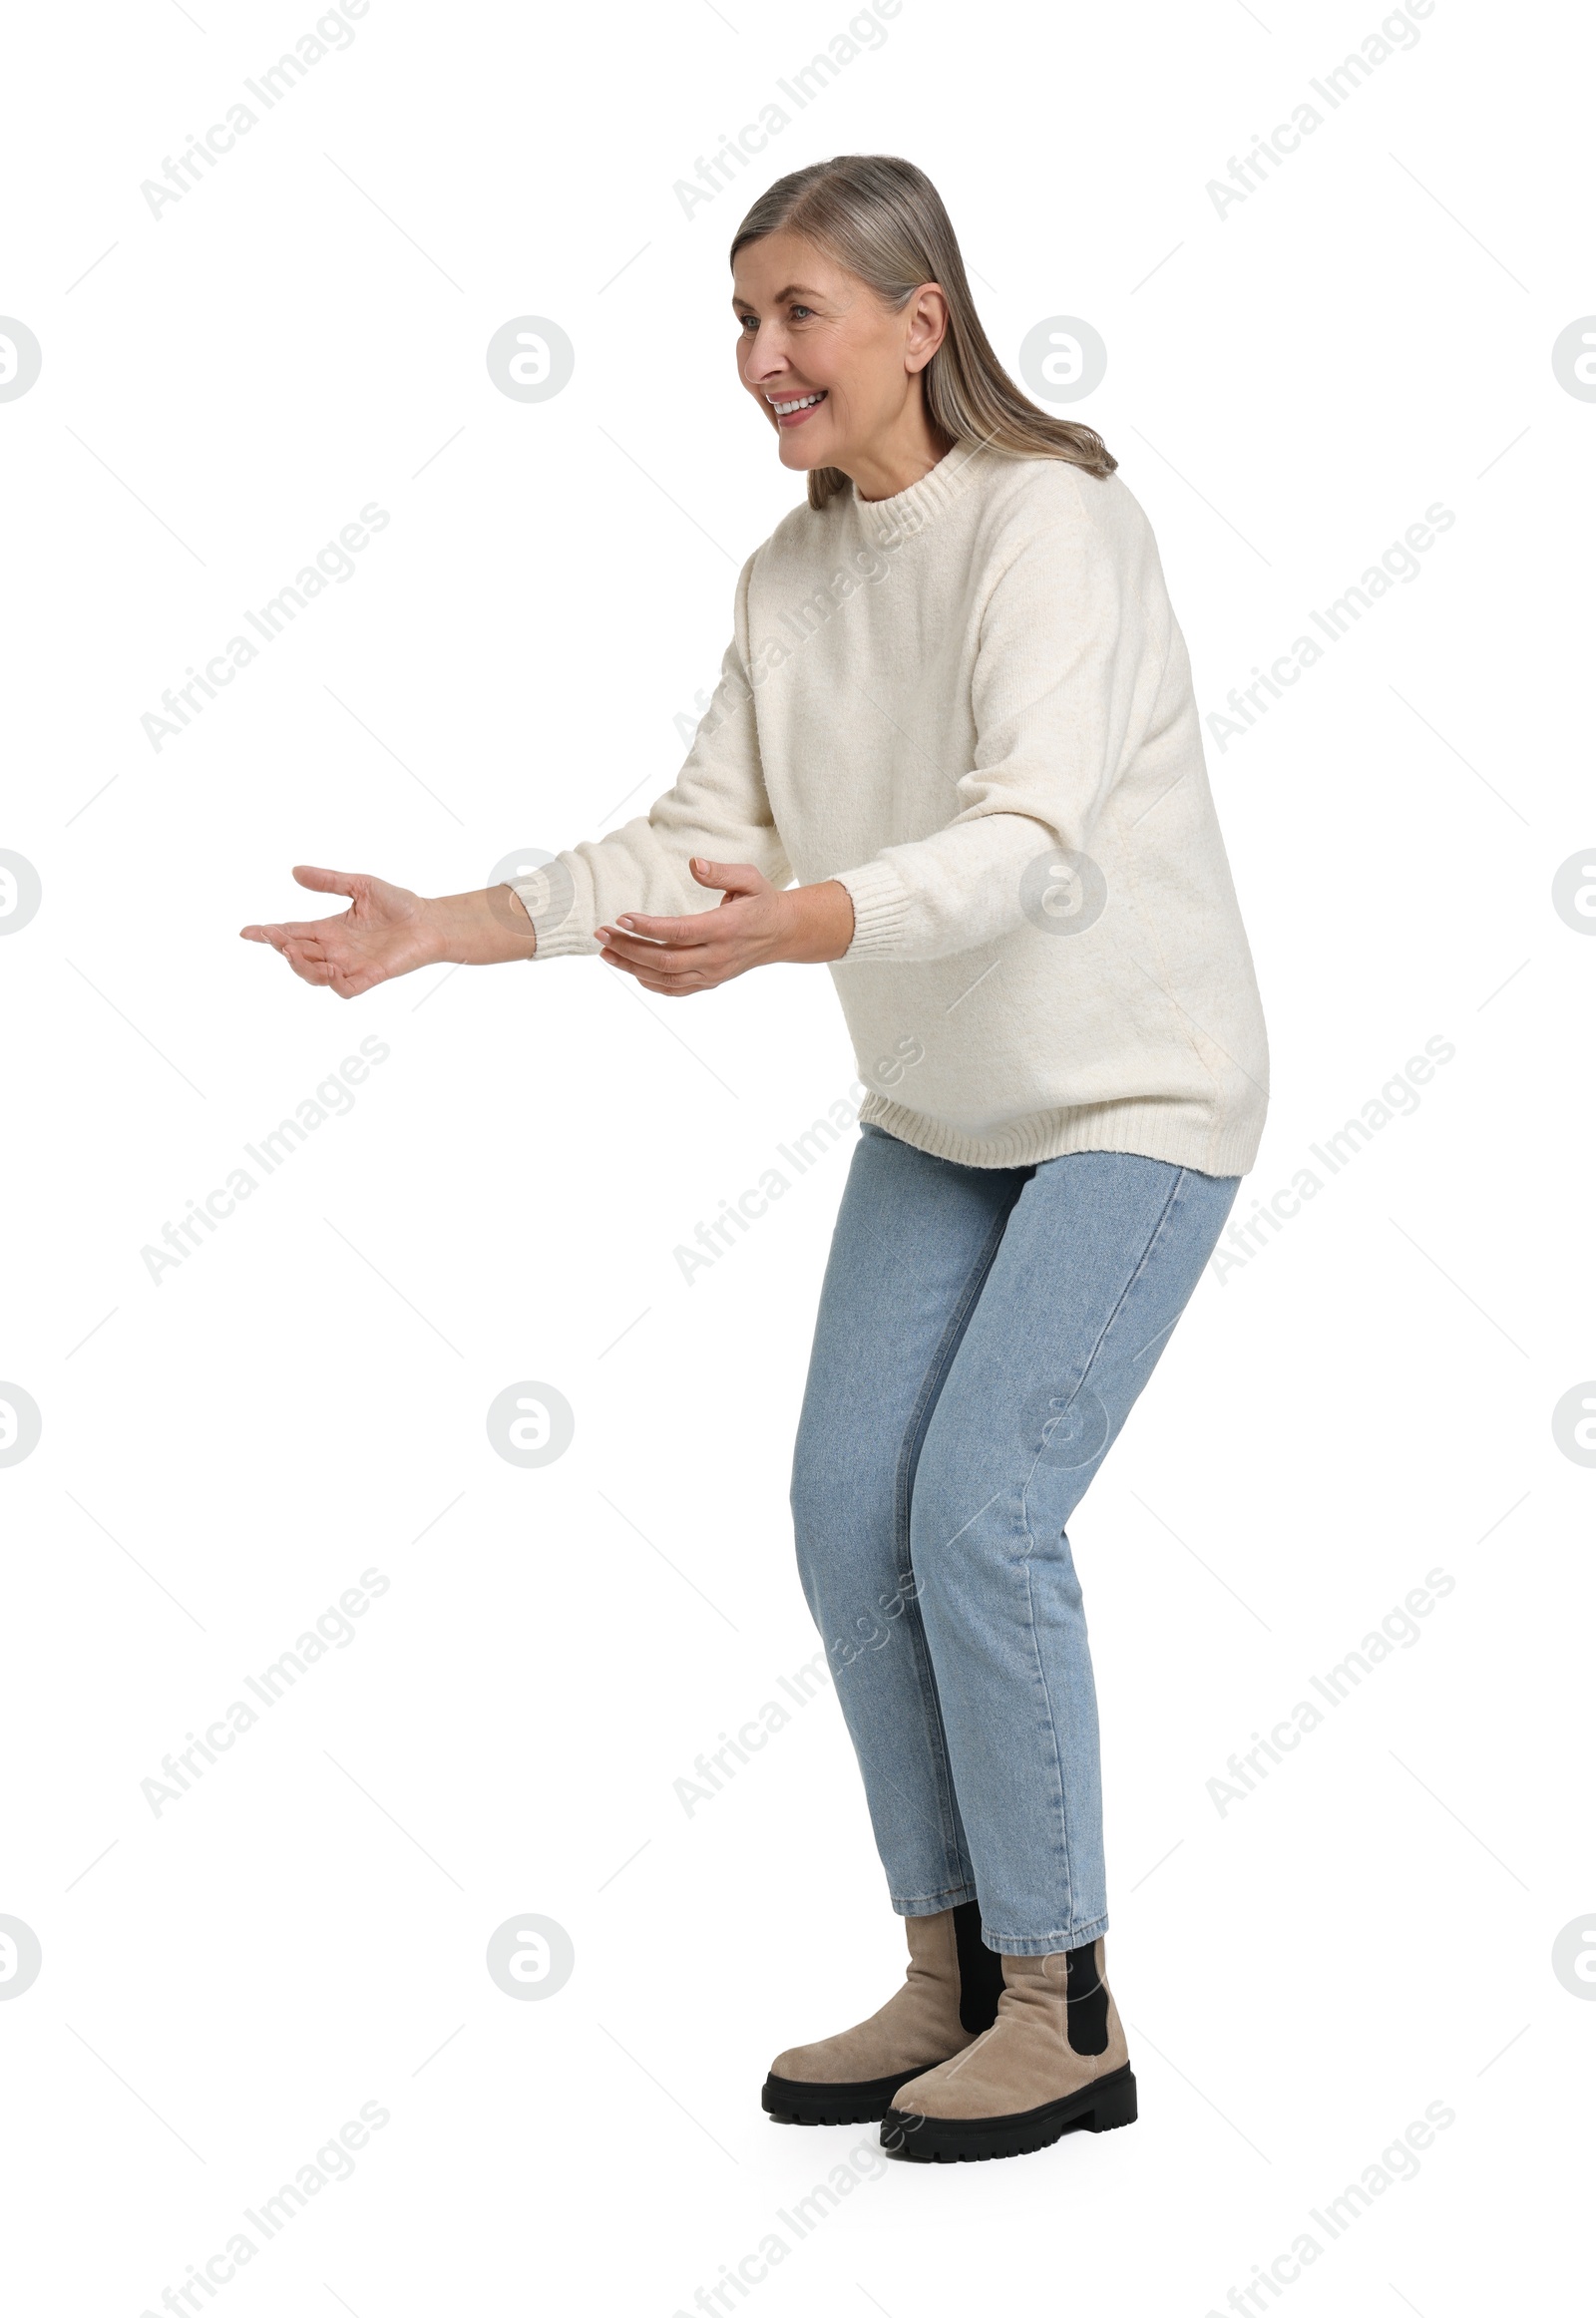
[952,1900,1005,2034]
[1064,1939,1109,2055]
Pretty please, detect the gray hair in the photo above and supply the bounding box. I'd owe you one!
[730,155,1116,510]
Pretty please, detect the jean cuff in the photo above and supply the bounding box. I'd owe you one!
[980,1913,1109,1955]
[892,1881,978,1917]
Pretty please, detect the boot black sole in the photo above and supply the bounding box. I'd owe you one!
[762,2068,924,2126]
[881,2062,1138,2162]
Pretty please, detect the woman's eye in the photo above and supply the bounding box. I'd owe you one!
[789,305,813,320]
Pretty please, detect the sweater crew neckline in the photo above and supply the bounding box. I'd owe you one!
[849,438,996,545]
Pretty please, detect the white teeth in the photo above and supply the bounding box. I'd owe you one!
[771,391,824,415]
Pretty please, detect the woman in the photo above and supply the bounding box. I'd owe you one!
[243,155,1268,2166]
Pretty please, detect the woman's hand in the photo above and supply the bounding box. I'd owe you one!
[240,866,536,997]
[595,859,854,995]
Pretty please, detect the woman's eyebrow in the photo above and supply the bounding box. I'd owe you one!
[732,284,826,306]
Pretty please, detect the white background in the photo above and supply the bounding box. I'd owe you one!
[2,0,1591,2310]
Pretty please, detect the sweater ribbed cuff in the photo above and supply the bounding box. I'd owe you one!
[526,921,600,960]
[836,858,916,959]
[509,865,598,960]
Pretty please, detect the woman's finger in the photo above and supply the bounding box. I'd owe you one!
[280,939,333,986]
[599,948,665,985]
[604,909,719,947]
[241,912,351,951]
[597,926,721,972]
[291,865,365,898]
[240,922,296,954]
[687,858,766,900]
[627,972,709,996]
[283,917,354,946]
[599,950,710,995]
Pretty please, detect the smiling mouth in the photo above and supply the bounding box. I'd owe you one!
[767,389,827,421]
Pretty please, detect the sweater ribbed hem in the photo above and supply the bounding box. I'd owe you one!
[835,858,917,959]
[857,1091,1264,1178]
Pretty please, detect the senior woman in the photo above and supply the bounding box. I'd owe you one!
[243,154,1269,2166]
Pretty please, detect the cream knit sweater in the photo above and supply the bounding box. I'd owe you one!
[517,442,1269,1175]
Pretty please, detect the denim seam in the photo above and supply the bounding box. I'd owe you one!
[1015,1171,1189,1521]
[1072,1165,1189,1391]
[1020,1552,1076,1931]
[1012,1168,1188,1510]
[871,1754,983,1886]
[1011,1166,1189,1939]
[895,1587,967,1892]
[895,1182,1027,1893]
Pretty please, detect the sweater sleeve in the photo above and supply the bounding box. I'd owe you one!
[831,486,1164,962]
[512,552,792,957]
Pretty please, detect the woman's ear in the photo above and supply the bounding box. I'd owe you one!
[904,282,950,375]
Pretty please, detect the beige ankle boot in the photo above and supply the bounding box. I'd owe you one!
[763,1903,1004,2125]
[882,1937,1137,2161]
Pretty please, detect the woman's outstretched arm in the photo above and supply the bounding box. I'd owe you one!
[240,864,537,998]
[242,556,833,1000]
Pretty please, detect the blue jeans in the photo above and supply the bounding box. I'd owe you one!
[790,1123,1240,1955]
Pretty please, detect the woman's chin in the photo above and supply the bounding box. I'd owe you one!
[779,434,832,472]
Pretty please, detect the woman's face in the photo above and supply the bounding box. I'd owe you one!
[731,229,946,484]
